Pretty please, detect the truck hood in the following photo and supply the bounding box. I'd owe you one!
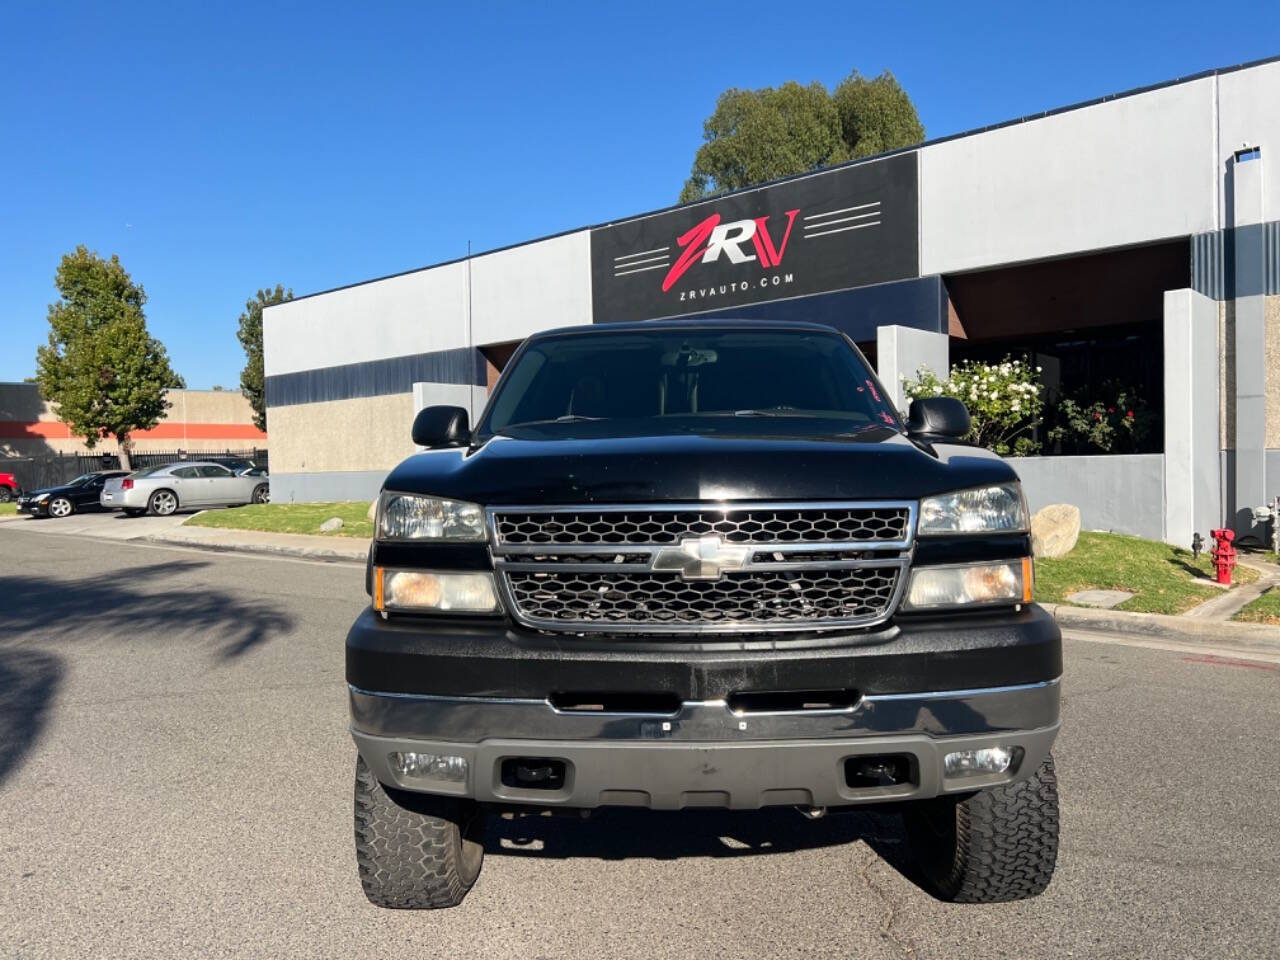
[382,427,1018,505]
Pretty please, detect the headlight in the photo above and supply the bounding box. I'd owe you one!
[902,559,1032,610]
[918,483,1028,535]
[374,569,501,614]
[377,493,485,541]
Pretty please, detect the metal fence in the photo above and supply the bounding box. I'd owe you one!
[3,448,268,494]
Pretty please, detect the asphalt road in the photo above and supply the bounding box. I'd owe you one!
[2,527,1278,959]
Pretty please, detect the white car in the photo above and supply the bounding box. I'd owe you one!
[101,461,269,516]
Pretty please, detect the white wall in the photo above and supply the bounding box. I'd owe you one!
[263,261,470,377]
[470,230,592,344]
[263,229,593,377]
[1164,289,1222,547]
[919,77,1218,275]
[1217,60,1280,225]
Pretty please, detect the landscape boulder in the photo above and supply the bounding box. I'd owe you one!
[1030,503,1080,558]
[320,517,344,532]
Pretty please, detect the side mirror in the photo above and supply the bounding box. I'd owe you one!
[906,397,971,440]
[412,405,470,448]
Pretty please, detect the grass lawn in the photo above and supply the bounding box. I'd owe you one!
[184,501,373,538]
[0,502,15,516]
[1233,587,1280,625]
[1034,531,1258,615]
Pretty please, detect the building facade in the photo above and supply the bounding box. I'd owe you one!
[0,382,267,458]
[263,57,1280,544]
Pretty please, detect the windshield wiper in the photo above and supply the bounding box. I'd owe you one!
[502,415,609,429]
[711,406,821,418]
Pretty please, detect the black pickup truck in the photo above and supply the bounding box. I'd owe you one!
[348,319,1060,909]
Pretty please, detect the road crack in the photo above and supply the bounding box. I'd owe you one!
[853,827,919,957]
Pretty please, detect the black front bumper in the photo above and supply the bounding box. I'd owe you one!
[346,604,1062,701]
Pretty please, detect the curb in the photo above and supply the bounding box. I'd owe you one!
[1043,602,1280,650]
[141,533,367,563]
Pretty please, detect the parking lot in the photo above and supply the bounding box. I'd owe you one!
[2,525,1279,959]
[1,507,191,541]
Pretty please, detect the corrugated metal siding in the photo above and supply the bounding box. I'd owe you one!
[1267,220,1280,295]
[1190,230,1224,299]
[1190,221,1280,299]
[265,347,485,408]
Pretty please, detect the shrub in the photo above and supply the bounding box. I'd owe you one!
[902,357,1044,456]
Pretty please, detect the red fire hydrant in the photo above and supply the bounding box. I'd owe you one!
[1210,528,1236,585]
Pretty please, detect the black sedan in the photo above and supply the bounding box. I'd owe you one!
[16,471,132,518]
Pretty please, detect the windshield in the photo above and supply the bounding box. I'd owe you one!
[481,328,899,436]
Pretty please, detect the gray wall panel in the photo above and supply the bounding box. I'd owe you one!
[269,470,389,504]
[1008,455,1166,541]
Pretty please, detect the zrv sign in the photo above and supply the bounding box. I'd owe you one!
[591,152,918,324]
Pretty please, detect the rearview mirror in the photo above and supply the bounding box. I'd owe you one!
[412,405,470,448]
[906,397,971,440]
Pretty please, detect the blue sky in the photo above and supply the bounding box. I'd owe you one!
[1,1,1275,388]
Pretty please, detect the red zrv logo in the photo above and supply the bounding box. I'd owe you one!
[660,209,799,292]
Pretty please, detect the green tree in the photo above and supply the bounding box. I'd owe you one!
[236,284,293,431]
[35,246,184,469]
[831,70,925,160]
[680,71,925,202]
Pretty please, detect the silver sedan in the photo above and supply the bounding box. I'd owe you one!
[100,461,270,517]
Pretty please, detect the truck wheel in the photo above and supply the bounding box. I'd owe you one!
[0,487,11,503]
[353,755,485,909]
[905,754,1059,903]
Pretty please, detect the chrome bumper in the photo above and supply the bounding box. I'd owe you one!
[350,679,1060,810]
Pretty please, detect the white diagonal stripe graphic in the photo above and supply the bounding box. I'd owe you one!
[614,262,670,276]
[802,211,880,230]
[612,254,669,269]
[804,221,881,238]
[614,246,670,262]
[803,201,880,221]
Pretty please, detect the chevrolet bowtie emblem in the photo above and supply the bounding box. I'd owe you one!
[652,535,750,581]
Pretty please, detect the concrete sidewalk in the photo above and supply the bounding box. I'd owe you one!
[145,524,369,562]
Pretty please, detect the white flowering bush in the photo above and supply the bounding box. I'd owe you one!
[902,357,1044,455]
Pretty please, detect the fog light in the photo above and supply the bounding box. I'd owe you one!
[943,746,1018,777]
[375,569,500,614]
[388,751,468,783]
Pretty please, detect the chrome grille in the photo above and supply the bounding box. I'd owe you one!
[505,568,902,627]
[493,505,910,546]
[488,501,915,634]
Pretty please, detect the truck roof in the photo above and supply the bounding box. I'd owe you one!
[525,318,843,341]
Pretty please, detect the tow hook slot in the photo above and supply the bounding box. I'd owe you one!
[549,692,681,715]
[500,757,568,791]
[727,690,859,715]
[845,754,916,789]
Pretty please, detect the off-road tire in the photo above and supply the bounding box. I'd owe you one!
[147,489,178,517]
[905,754,1059,903]
[353,755,485,909]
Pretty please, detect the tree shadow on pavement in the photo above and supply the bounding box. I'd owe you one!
[0,558,295,663]
[0,647,63,788]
